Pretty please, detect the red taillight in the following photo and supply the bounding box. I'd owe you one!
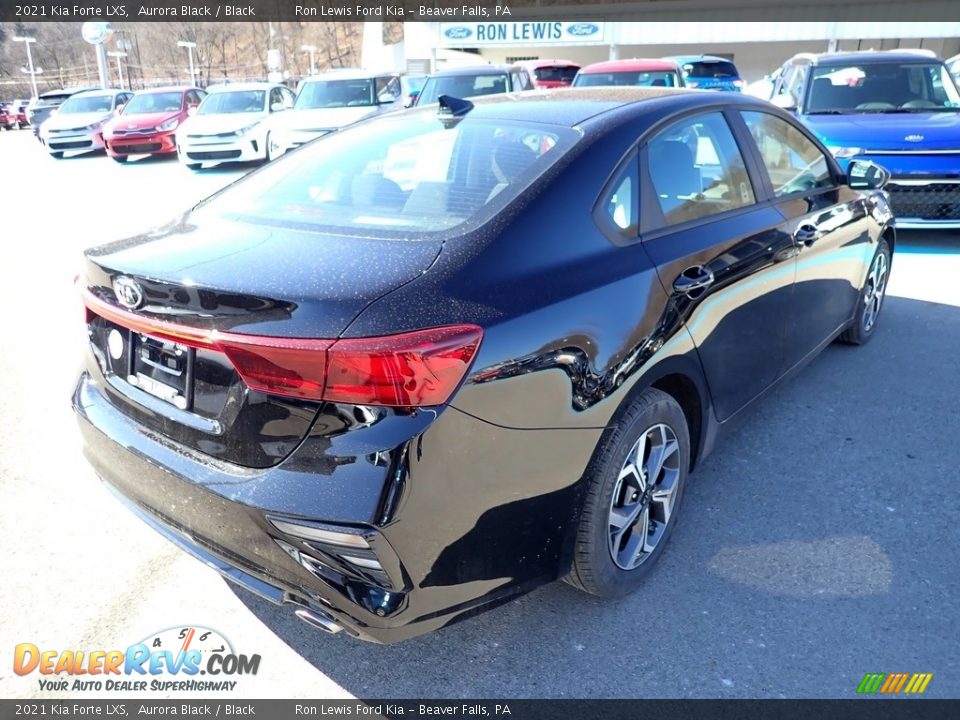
[82,289,482,407]
[324,326,483,407]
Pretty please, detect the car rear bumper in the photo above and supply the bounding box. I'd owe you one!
[106,131,177,156]
[177,134,266,164]
[74,368,595,642]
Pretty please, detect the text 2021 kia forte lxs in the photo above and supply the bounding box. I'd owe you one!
[74,88,894,643]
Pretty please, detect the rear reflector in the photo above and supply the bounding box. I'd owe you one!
[82,288,482,407]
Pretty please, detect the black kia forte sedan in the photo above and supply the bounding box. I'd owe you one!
[74,87,894,643]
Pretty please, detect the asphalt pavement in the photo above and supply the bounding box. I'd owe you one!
[0,129,957,699]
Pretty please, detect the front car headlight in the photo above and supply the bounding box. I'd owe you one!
[233,121,261,137]
[157,117,179,132]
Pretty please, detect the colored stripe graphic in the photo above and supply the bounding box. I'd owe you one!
[857,672,932,694]
[857,673,886,694]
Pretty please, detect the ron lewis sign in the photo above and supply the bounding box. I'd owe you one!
[439,21,606,46]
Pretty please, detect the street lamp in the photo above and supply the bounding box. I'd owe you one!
[177,40,197,87]
[301,44,317,76]
[13,36,39,99]
[107,51,127,89]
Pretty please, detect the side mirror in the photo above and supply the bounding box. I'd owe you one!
[378,92,398,105]
[770,94,797,111]
[187,105,198,116]
[115,104,125,115]
[405,90,420,108]
[270,101,285,112]
[847,160,890,190]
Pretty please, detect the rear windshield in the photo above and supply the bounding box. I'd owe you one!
[684,61,739,79]
[806,62,960,113]
[573,71,681,88]
[59,94,114,113]
[418,74,510,105]
[124,92,184,114]
[534,66,580,83]
[196,113,578,235]
[36,94,75,107]
[199,91,265,114]
[296,79,376,109]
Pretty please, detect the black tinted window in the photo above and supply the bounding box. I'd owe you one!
[684,61,739,79]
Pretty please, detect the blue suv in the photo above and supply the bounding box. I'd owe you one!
[768,50,960,229]
[666,55,744,92]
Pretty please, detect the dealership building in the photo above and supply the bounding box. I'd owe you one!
[363,18,960,82]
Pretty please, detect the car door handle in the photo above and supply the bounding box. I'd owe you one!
[795,223,822,246]
[673,266,715,296]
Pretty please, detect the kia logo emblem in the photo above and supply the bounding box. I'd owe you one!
[114,276,144,310]
[567,23,600,37]
[444,27,473,40]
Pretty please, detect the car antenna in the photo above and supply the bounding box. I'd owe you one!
[437,94,473,127]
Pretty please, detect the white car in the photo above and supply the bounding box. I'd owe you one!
[175,82,295,170]
[39,89,132,158]
[267,70,403,158]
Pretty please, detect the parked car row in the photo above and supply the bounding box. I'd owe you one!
[744,48,960,229]
[26,70,407,170]
[411,56,747,104]
[0,100,29,130]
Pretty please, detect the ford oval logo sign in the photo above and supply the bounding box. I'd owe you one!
[114,276,145,310]
[904,134,924,142]
[567,23,599,37]
[444,27,473,40]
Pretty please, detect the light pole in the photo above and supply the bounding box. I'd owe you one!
[177,40,197,87]
[107,51,127,89]
[301,44,317,76]
[13,36,39,99]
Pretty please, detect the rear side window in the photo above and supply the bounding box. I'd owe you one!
[597,159,639,240]
[646,112,755,227]
[742,111,833,196]
[200,115,577,235]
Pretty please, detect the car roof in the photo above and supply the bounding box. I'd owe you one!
[302,69,397,82]
[579,59,680,74]
[428,65,518,77]
[667,55,737,66]
[133,86,197,95]
[799,50,942,66]
[71,89,125,98]
[516,59,581,69]
[411,86,758,127]
[206,82,278,93]
[39,87,98,98]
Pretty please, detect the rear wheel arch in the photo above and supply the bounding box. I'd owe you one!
[593,356,711,475]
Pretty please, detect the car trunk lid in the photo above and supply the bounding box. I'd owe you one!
[81,214,443,468]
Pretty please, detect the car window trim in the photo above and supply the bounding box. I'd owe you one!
[636,107,763,237]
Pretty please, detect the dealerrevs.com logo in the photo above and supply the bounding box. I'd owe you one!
[14,626,261,692]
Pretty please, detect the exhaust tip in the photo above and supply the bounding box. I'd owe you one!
[294,607,343,634]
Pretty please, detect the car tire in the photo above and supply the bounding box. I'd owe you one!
[838,238,890,346]
[112,155,128,164]
[50,152,65,160]
[186,163,202,171]
[265,133,275,162]
[567,387,690,598]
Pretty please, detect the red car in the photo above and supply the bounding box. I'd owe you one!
[103,86,205,163]
[0,102,15,130]
[572,59,686,88]
[517,59,581,89]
